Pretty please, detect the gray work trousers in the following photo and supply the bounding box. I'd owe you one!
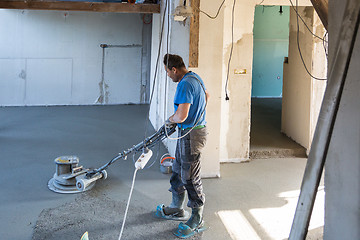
[170,126,207,208]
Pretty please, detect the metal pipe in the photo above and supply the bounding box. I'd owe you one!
[102,44,142,48]
[289,1,360,239]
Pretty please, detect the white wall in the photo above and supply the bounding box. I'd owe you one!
[188,0,225,176]
[282,6,313,150]
[150,0,221,177]
[0,10,149,106]
[219,0,254,163]
[282,7,327,152]
[150,0,184,157]
[310,14,327,148]
[219,0,313,163]
[149,0,316,176]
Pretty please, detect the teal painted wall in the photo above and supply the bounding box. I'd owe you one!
[252,6,290,97]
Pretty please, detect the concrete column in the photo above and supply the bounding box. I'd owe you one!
[219,0,255,163]
[188,0,225,177]
[309,13,327,148]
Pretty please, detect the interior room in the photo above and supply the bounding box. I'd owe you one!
[0,0,358,239]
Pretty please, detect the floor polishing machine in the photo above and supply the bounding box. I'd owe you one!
[48,124,177,194]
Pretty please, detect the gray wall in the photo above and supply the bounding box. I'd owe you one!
[0,10,151,106]
[324,0,360,239]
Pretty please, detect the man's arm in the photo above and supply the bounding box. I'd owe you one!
[169,103,191,123]
[168,89,208,124]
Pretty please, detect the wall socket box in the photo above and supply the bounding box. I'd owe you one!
[234,69,247,74]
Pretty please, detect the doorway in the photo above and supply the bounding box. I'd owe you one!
[250,5,306,158]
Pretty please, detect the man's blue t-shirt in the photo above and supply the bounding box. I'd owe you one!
[174,71,207,129]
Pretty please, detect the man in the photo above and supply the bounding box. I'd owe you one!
[155,54,209,238]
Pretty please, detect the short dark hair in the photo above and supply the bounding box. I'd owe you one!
[163,54,186,70]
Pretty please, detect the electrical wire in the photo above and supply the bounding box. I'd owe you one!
[288,0,327,43]
[193,0,225,19]
[164,0,170,129]
[162,0,209,140]
[295,0,327,81]
[118,168,138,240]
[117,2,169,237]
[146,0,211,143]
[323,30,328,58]
[144,0,168,140]
[132,152,137,163]
[224,0,236,100]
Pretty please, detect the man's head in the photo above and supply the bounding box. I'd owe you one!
[163,54,187,82]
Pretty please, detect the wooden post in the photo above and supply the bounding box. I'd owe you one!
[189,0,200,68]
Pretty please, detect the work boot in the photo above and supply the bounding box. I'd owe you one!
[163,192,186,217]
[173,206,207,238]
[185,206,204,229]
[156,192,190,220]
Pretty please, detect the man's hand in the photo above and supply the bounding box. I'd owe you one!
[165,118,176,128]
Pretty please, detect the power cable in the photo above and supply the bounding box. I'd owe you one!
[162,0,207,141]
[117,1,169,238]
[224,0,236,100]
[162,0,208,141]
[117,168,138,240]
[323,30,328,58]
[193,0,225,19]
[288,0,327,42]
[144,0,169,140]
[295,0,327,81]
[164,0,170,126]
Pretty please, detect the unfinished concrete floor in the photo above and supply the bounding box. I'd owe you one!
[0,105,323,240]
[250,98,307,159]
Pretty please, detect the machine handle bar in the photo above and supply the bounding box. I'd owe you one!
[86,124,177,177]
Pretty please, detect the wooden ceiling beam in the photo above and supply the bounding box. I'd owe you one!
[0,1,160,13]
[310,0,328,30]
